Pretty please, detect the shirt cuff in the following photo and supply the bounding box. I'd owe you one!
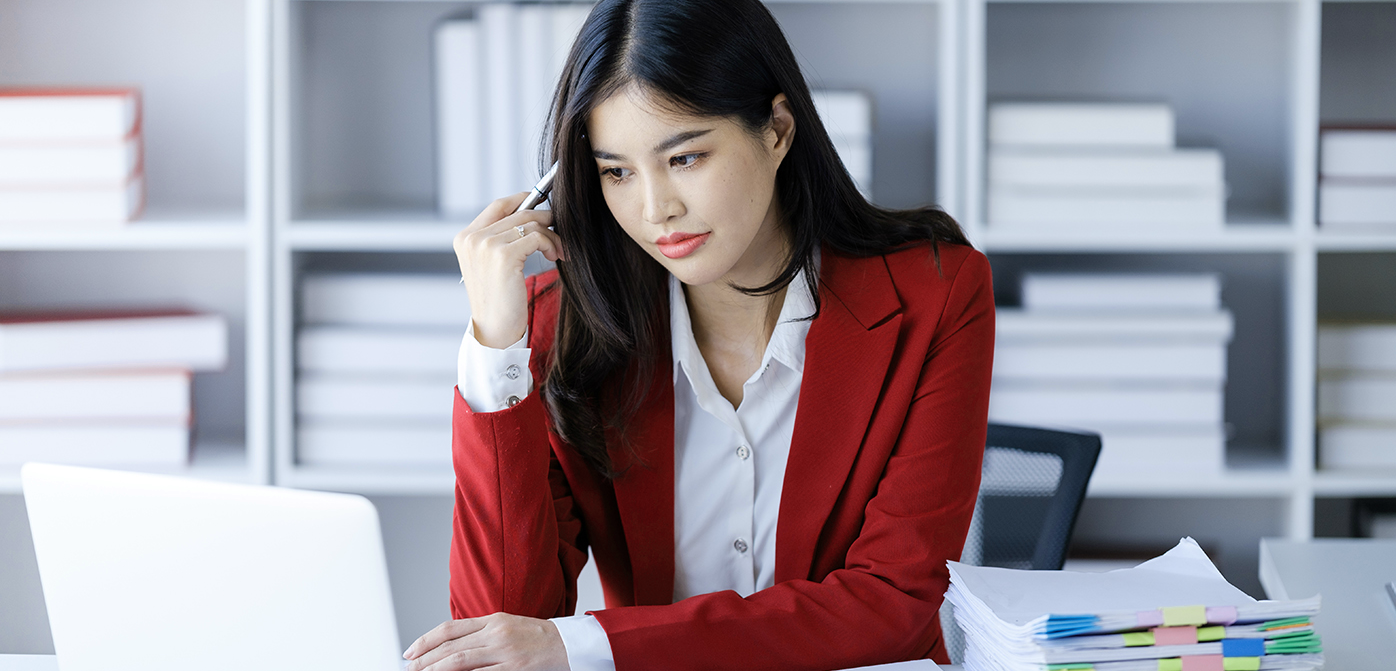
[456,321,533,412]
[550,613,615,671]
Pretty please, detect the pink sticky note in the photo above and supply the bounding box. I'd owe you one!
[1153,626,1199,646]
[1137,610,1165,627]
[1206,606,1238,625]
[1180,654,1225,671]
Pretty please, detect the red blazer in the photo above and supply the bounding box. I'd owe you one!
[449,241,995,670]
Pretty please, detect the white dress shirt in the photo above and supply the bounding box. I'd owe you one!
[456,258,817,671]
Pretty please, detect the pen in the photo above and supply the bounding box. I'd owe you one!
[514,163,559,213]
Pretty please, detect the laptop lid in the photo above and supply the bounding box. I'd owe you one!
[22,463,401,671]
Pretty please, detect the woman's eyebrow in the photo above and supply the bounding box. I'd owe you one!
[592,129,715,161]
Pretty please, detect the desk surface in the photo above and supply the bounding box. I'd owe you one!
[1259,538,1396,671]
[0,655,960,671]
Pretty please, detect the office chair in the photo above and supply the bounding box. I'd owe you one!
[940,423,1102,662]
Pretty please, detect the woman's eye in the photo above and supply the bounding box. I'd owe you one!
[600,167,629,183]
[671,153,702,169]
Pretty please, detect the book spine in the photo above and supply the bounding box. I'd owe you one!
[988,188,1225,227]
[988,103,1174,148]
[1318,375,1396,422]
[0,424,188,465]
[1319,182,1396,226]
[0,369,191,423]
[1320,130,1396,178]
[996,310,1235,342]
[1318,325,1396,372]
[1022,274,1223,312]
[297,375,455,422]
[296,327,460,376]
[297,423,452,466]
[988,148,1223,189]
[0,90,140,142]
[988,385,1224,425]
[993,342,1227,383]
[1320,424,1396,469]
[300,273,471,328]
[0,313,227,373]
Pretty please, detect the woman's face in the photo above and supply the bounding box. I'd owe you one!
[587,85,795,288]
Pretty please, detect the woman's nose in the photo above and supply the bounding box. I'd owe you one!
[642,177,685,225]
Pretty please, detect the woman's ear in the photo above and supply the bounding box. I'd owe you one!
[768,93,796,165]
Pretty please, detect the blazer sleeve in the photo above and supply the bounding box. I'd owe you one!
[448,274,590,620]
[590,251,995,671]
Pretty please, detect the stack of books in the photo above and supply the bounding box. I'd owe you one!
[434,4,592,217]
[811,90,874,199]
[1318,127,1396,230]
[0,88,145,224]
[987,103,1226,230]
[990,273,1234,478]
[296,273,470,467]
[946,538,1324,671]
[0,309,227,466]
[1317,322,1396,469]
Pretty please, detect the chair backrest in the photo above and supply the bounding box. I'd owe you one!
[942,423,1101,661]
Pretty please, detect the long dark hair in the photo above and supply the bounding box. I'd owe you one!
[541,0,970,476]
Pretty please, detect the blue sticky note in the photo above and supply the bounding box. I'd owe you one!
[1222,638,1265,657]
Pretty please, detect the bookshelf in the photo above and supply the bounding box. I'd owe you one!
[4,0,1396,653]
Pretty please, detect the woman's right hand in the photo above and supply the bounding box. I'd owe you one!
[454,192,565,349]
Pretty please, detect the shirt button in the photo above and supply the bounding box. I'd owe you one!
[733,539,748,554]
[505,364,522,380]
[736,445,751,460]
[506,395,521,407]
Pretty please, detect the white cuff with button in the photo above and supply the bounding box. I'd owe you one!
[457,322,534,413]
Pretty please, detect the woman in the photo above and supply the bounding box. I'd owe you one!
[404,0,994,669]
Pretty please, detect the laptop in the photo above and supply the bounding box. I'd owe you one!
[21,463,402,671]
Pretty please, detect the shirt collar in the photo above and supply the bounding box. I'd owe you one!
[669,249,820,384]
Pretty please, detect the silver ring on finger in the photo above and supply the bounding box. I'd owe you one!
[515,225,527,238]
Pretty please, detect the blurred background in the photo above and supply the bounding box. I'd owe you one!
[2,0,1395,654]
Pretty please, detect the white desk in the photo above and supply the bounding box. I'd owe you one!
[1259,538,1396,671]
[0,655,960,671]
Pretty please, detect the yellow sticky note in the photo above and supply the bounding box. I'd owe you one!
[1197,626,1225,642]
[1157,659,1183,671]
[1223,658,1261,671]
[1162,605,1207,627]
[1123,631,1155,647]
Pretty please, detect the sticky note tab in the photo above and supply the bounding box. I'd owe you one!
[1222,658,1261,671]
[1197,626,1225,642]
[1138,610,1166,627]
[1206,606,1238,625]
[1123,631,1155,647]
[1222,639,1265,657]
[1180,654,1224,671]
[1158,659,1183,671]
[1163,605,1208,627]
[1152,626,1199,646]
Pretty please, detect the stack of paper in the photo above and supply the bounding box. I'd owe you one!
[0,88,145,224]
[296,273,470,467]
[989,274,1233,477]
[435,5,592,216]
[946,538,1324,671]
[1317,322,1396,469]
[987,103,1226,231]
[812,90,874,199]
[1318,128,1396,230]
[0,309,228,465]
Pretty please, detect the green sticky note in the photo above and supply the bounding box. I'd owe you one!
[1162,605,1207,626]
[1157,658,1183,671]
[1223,657,1261,671]
[1123,631,1155,647]
[1260,616,1310,630]
[1197,626,1225,642]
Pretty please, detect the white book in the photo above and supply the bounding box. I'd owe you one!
[1318,181,1396,227]
[988,383,1224,426]
[1319,424,1396,470]
[0,310,227,374]
[988,148,1223,189]
[995,309,1234,344]
[1320,129,1396,178]
[435,19,486,217]
[0,369,190,423]
[0,89,139,142]
[301,273,471,328]
[993,342,1226,383]
[297,327,460,376]
[297,374,455,422]
[988,103,1174,148]
[481,4,519,199]
[987,187,1224,228]
[0,424,188,466]
[0,135,141,187]
[1022,273,1223,312]
[517,4,554,189]
[1319,374,1396,422]
[1092,427,1226,477]
[1318,324,1396,373]
[0,173,144,224]
[298,422,451,467]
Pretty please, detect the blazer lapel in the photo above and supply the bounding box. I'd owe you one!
[609,327,677,606]
[775,249,903,582]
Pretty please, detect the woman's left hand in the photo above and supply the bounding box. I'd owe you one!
[403,612,569,671]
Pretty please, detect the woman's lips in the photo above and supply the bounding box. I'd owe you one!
[656,232,710,259]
